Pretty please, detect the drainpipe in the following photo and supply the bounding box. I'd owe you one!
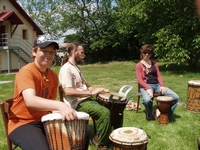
[6,49,10,74]
[18,49,21,70]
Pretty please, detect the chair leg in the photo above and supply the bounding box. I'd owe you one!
[93,119,97,135]
[136,95,140,113]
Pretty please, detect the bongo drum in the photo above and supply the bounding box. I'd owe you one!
[156,96,173,125]
[41,112,89,150]
[187,80,200,113]
[109,127,148,150]
[96,92,127,129]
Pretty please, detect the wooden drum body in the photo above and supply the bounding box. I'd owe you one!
[109,127,148,150]
[187,80,200,113]
[96,92,127,129]
[41,112,89,150]
[156,96,173,125]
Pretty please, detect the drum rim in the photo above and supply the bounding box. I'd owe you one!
[109,127,148,145]
[188,80,200,85]
[156,96,173,101]
[41,111,89,122]
[97,92,127,102]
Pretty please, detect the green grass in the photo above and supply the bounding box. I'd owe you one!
[0,61,200,150]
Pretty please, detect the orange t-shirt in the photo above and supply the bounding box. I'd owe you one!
[8,62,58,135]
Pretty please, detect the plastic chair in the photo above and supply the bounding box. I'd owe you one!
[118,85,133,98]
[136,83,160,113]
[0,97,19,150]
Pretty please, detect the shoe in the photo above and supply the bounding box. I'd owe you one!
[97,146,107,150]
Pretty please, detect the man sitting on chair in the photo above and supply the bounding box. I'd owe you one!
[59,42,111,150]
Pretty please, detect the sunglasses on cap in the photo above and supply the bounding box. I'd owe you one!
[143,51,153,55]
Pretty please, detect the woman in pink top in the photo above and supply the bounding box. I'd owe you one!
[136,44,179,120]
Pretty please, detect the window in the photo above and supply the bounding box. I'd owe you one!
[22,30,28,40]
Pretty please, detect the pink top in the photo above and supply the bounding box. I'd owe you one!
[136,60,165,90]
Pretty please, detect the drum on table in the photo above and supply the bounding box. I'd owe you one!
[41,112,89,150]
[187,80,200,113]
[109,127,148,150]
[156,96,173,125]
[96,92,128,129]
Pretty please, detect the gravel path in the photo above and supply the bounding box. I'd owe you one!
[0,81,13,84]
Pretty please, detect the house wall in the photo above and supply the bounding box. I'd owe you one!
[0,0,37,46]
[0,0,40,72]
[0,50,27,72]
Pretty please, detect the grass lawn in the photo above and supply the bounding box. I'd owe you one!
[0,61,200,150]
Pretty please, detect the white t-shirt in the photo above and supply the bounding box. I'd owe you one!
[59,62,90,108]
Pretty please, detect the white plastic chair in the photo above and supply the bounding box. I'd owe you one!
[118,85,133,98]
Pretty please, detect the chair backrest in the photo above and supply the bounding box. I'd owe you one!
[0,97,18,150]
[58,85,64,102]
[118,85,133,98]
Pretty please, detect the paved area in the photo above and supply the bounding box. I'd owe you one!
[0,81,13,84]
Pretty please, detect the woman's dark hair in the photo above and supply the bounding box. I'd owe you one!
[62,42,82,65]
[140,44,154,59]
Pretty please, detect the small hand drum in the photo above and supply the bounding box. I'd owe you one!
[96,92,127,129]
[156,96,173,125]
[109,127,148,150]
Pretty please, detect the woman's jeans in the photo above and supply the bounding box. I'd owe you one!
[140,83,179,120]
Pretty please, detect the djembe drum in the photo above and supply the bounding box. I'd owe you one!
[187,80,200,113]
[96,92,127,129]
[156,96,173,125]
[109,127,148,150]
[41,112,89,150]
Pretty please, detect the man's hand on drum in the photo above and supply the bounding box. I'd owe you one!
[58,104,77,121]
[160,86,166,95]
[91,88,110,95]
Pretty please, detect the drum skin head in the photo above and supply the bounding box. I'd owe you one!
[98,92,126,101]
[109,127,148,145]
[188,80,200,86]
[156,96,173,102]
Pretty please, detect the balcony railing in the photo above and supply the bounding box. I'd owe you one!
[0,33,33,63]
[0,33,32,56]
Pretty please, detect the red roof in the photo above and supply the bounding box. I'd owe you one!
[0,11,23,24]
[9,0,43,35]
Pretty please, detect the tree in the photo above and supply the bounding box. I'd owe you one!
[17,0,66,39]
[116,0,200,69]
[17,0,140,63]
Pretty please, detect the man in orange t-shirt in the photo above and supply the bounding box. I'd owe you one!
[8,34,77,150]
